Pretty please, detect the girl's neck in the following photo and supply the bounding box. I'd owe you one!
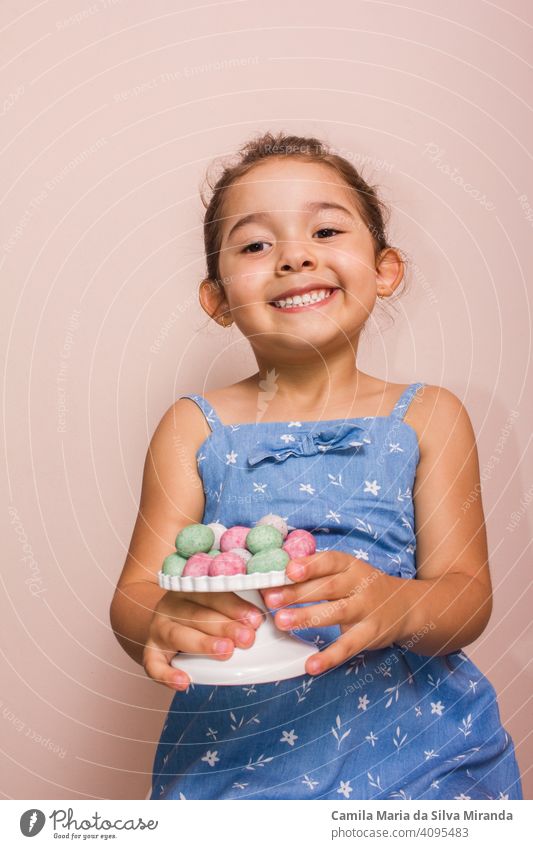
[245,359,381,420]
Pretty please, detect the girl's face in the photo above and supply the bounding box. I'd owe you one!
[205,158,400,353]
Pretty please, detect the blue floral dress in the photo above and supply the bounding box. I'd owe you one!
[150,382,523,800]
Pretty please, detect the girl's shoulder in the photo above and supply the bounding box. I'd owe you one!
[403,383,477,461]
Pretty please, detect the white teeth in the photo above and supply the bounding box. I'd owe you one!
[272,288,334,309]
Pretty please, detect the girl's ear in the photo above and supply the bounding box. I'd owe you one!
[375,248,404,298]
[198,278,231,325]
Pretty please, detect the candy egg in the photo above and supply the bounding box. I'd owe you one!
[175,524,215,558]
[209,552,247,576]
[256,513,288,539]
[247,548,289,573]
[246,524,283,554]
[228,547,252,564]
[206,549,221,557]
[162,552,187,576]
[182,552,212,577]
[220,525,250,552]
[283,529,316,559]
[206,522,227,549]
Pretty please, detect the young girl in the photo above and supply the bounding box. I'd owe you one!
[110,132,523,801]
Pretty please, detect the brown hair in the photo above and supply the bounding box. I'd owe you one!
[199,131,408,321]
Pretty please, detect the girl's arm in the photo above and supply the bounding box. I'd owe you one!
[393,385,493,655]
[109,398,207,664]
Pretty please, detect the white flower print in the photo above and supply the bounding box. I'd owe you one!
[253,482,267,493]
[354,517,378,539]
[242,685,257,697]
[201,750,220,767]
[197,452,206,464]
[178,792,186,800]
[300,483,315,495]
[328,473,343,487]
[431,780,440,790]
[388,442,404,453]
[232,782,249,790]
[280,433,296,444]
[352,548,369,560]
[358,694,370,711]
[345,654,367,676]
[454,792,471,800]
[414,706,422,717]
[225,450,238,465]
[206,727,218,740]
[288,421,302,427]
[365,731,378,747]
[280,729,298,747]
[468,679,478,694]
[367,772,383,791]
[364,480,381,496]
[296,678,314,703]
[245,753,274,770]
[302,775,319,790]
[390,789,411,800]
[337,780,353,798]
[458,714,473,738]
[384,683,401,708]
[497,792,509,799]
[393,725,408,753]
[431,700,445,717]
[424,749,438,760]
[326,509,341,523]
[331,715,351,749]
[229,711,260,731]
[427,673,441,688]
[397,486,412,501]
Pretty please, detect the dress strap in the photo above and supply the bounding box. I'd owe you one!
[178,394,224,432]
[390,382,426,422]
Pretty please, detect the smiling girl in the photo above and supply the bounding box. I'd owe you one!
[110,132,523,800]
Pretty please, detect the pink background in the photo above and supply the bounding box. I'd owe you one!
[1,0,532,800]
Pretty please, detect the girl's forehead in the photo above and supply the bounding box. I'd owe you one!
[222,159,356,216]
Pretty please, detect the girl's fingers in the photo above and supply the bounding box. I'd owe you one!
[159,600,256,648]
[262,574,349,608]
[304,620,377,676]
[143,641,190,691]
[164,621,236,660]
[194,592,264,629]
[273,598,353,631]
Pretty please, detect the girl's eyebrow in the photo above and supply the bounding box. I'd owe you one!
[225,201,355,241]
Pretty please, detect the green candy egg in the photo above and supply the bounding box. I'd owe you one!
[247,548,289,574]
[162,552,188,576]
[175,524,215,558]
[206,549,221,557]
[245,525,283,554]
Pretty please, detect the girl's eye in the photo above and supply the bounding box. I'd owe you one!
[242,241,269,254]
[314,228,341,238]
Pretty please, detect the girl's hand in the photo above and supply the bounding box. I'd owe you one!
[261,552,409,676]
[143,591,263,691]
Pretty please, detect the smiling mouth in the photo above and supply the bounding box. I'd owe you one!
[269,288,339,312]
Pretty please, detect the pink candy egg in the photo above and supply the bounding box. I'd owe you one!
[282,529,316,560]
[209,552,247,577]
[219,525,251,552]
[182,552,212,577]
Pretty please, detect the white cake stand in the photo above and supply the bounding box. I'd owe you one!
[158,570,315,685]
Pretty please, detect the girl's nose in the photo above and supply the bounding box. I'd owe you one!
[276,240,318,274]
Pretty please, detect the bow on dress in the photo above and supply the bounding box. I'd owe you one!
[247,421,372,466]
